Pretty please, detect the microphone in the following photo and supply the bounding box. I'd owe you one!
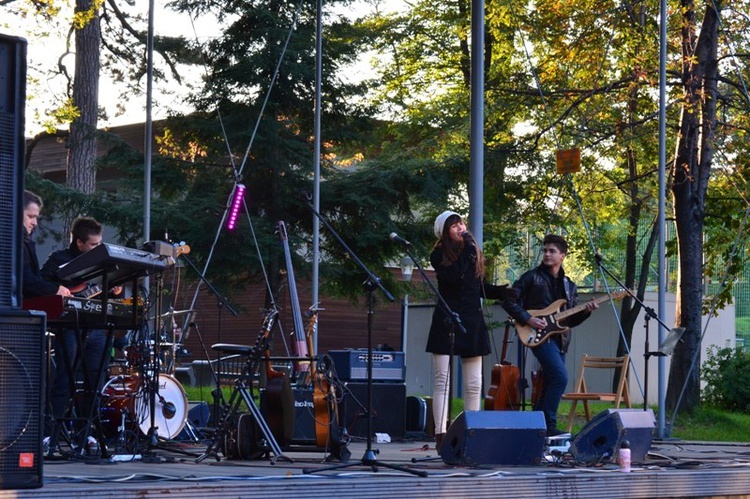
[160,396,177,419]
[389,232,412,247]
[462,231,475,248]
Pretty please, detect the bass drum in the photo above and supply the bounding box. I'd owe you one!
[100,373,188,440]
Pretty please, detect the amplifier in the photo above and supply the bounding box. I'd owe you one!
[328,349,405,382]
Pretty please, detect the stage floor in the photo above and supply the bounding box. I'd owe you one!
[3,435,750,498]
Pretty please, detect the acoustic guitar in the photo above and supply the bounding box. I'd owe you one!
[515,290,629,348]
[257,307,295,448]
[485,321,521,410]
[305,308,342,453]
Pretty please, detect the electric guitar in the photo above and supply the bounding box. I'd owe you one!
[515,290,629,348]
[69,282,103,299]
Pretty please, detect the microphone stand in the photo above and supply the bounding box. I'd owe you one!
[300,201,426,477]
[177,253,240,427]
[594,253,682,412]
[400,243,466,441]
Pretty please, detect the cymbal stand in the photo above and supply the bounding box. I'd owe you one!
[300,199,426,477]
[140,271,167,461]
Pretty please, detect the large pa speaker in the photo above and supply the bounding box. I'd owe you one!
[339,382,405,439]
[0,35,27,309]
[440,411,546,466]
[0,310,46,489]
[570,408,655,463]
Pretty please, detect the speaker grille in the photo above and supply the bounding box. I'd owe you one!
[339,382,406,439]
[0,311,45,489]
[0,35,26,309]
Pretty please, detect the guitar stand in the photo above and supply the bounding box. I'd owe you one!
[196,344,292,464]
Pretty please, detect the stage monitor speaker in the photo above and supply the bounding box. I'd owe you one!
[0,35,27,309]
[176,402,210,441]
[339,382,405,439]
[440,411,546,466]
[0,310,45,489]
[570,408,655,463]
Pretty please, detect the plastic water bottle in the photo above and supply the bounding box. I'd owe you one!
[618,440,631,472]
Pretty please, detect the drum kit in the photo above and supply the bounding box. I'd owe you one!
[98,308,194,454]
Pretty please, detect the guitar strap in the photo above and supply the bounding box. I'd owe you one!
[563,276,573,308]
[501,321,511,364]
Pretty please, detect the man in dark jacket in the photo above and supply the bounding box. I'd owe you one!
[42,217,121,454]
[21,190,71,299]
[503,234,597,436]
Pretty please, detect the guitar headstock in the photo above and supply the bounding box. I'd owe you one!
[611,289,632,301]
[174,243,190,257]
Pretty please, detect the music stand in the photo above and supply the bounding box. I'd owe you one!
[300,200,426,477]
[644,327,685,410]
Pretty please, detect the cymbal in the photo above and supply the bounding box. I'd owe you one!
[160,309,194,318]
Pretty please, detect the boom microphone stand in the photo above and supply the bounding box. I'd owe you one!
[594,253,684,414]
[178,252,240,425]
[397,239,466,438]
[301,201,426,477]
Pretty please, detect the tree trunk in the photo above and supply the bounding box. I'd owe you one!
[666,0,720,414]
[66,0,101,196]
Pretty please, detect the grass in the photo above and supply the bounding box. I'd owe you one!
[563,401,750,442]
[184,386,750,443]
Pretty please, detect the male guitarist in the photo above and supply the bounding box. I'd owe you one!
[502,234,597,437]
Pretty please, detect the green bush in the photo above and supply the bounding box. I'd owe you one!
[702,344,750,412]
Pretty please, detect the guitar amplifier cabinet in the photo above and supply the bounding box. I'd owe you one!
[328,349,405,382]
[338,382,405,439]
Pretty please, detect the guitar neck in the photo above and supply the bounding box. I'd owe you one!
[554,294,613,321]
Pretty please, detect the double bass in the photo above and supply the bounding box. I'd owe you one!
[278,221,342,456]
[278,221,311,376]
[484,321,521,410]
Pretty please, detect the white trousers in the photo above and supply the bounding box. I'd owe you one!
[432,354,482,434]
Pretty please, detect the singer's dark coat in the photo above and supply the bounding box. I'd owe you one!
[426,242,512,357]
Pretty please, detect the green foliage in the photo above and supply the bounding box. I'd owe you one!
[671,406,750,442]
[702,344,750,412]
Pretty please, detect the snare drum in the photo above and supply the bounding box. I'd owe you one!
[99,373,188,440]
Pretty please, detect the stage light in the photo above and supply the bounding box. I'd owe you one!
[226,183,246,231]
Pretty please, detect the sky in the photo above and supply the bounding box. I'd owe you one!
[7,0,402,137]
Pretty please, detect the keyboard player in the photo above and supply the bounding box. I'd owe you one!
[41,217,123,455]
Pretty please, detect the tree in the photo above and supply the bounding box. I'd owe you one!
[667,0,719,413]
[67,0,102,196]
[362,0,750,414]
